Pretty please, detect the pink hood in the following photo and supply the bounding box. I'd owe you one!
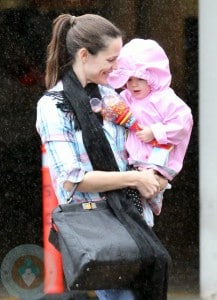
[108,38,171,91]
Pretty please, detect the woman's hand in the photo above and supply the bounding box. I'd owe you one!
[135,169,161,198]
[155,173,168,191]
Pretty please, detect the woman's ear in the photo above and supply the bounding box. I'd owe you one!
[78,48,89,64]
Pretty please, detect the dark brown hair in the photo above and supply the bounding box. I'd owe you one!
[45,14,122,89]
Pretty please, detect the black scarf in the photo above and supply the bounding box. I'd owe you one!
[60,68,171,300]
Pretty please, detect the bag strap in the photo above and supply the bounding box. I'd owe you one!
[66,183,78,204]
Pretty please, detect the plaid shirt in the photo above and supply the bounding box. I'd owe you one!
[36,81,128,204]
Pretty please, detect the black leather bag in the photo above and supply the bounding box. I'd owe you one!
[49,199,142,291]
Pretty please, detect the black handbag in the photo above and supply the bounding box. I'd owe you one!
[49,199,142,291]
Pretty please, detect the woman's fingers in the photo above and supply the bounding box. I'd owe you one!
[155,174,168,190]
[136,169,160,198]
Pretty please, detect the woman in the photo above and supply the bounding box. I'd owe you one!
[36,13,170,300]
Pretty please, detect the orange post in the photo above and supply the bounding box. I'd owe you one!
[41,145,64,294]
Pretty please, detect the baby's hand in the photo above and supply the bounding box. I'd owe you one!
[136,125,154,143]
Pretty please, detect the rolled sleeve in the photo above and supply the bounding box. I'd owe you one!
[37,95,89,189]
[46,140,86,188]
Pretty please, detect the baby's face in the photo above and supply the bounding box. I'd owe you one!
[126,77,151,99]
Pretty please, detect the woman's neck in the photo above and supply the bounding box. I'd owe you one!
[72,62,87,87]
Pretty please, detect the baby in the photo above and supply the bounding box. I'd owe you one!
[106,39,193,223]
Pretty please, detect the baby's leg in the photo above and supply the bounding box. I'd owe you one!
[148,183,171,215]
[148,191,164,216]
[142,199,154,227]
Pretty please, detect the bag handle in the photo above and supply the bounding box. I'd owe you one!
[66,183,78,204]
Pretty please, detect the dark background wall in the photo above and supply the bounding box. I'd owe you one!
[0,0,198,296]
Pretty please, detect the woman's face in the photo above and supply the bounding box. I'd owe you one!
[85,37,123,86]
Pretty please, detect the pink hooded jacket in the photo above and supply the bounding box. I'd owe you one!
[108,39,193,180]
